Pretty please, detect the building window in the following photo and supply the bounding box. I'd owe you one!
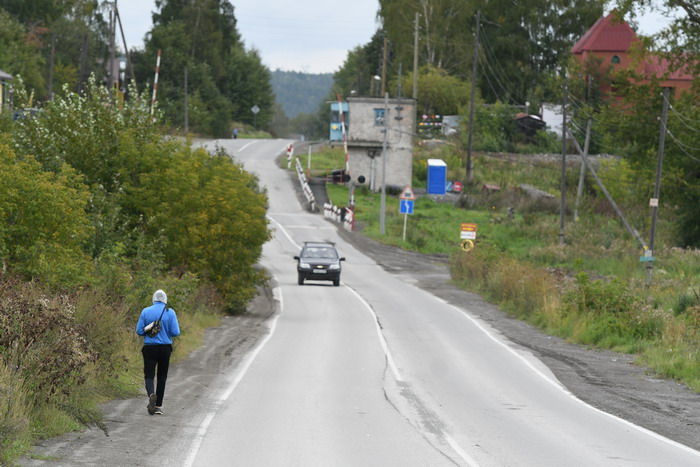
[611,55,621,64]
[374,108,385,126]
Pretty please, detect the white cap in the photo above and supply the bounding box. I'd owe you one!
[153,290,167,303]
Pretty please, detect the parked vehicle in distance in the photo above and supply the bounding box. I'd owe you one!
[294,241,345,286]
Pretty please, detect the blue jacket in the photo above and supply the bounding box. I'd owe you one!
[136,301,180,345]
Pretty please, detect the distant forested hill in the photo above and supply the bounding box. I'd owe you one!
[271,70,334,118]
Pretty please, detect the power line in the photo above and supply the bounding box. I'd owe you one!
[664,123,700,162]
[477,25,519,103]
[663,92,700,133]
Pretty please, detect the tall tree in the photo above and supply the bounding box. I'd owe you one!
[376,0,604,106]
[135,0,274,136]
[0,9,46,97]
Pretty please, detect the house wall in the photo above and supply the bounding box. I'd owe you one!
[575,51,693,94]
[346,97,416,191]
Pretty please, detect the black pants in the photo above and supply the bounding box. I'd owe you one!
[142,344,172,406]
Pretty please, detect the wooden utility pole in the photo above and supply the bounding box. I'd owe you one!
[47,33,56,101]
[108,0,117,95]
[77,34,88,93]
[184,67,189,133]
[559,73,568,245]
[381,36,388,96]
[397,63,403,97]
[465,10,480,184]
[412,12,419,99]
[570,132,648,251]
[116,7,137,90]
[645,87,671,288]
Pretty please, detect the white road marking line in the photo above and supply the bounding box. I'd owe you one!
[266,215,478,465]
[183,286,283,467]
[284,225,335,229]
[239,140,259,152]
[267,215,299,249]
[441,297,700,458]
[444,433,481,467]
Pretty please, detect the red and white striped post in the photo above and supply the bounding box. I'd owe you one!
[150,49,161,122]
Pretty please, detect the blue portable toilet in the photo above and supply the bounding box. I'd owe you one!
[427,159,447,195]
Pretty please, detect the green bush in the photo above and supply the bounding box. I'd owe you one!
[562,273,662,348]
[0,140,93,287]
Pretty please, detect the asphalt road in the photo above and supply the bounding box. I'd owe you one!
[19,138,700,466]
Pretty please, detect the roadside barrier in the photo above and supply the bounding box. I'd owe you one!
[295,158,316,211]
[324,202,354,231]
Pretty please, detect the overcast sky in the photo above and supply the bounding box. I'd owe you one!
[118,0,380,74]
[118,0,677,75]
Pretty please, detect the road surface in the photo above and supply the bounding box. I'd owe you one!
[20,138,700,466]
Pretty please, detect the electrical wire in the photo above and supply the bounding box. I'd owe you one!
[663,92,700,134]
[477,25,519,103]
[663,123,700,162]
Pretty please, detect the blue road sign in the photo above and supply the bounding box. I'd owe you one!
[400,199,414,215]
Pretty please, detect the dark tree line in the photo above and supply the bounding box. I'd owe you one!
[0,0,276,137]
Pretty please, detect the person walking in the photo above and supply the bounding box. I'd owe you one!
[136,289,180,415]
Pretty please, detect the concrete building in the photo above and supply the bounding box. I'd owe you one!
[0,70,12,113]
[332,96,416,192]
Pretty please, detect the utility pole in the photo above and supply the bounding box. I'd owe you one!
[115,6,137,90]
[47,33,56,101]
[465,10,480,184]
[570,132,648,251]
[573,118,592,222]
[184,67,189,133]
[381,36,388,96]
[559,73,568,245]
[379,92,389,235]
[108,0,117,97]
[397,63,403,97]
[412,12,419,99]
[77,34,88,93]
[645,87,671,288]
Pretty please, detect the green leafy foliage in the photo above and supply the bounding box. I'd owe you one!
[132,0,276,136]
[0,139,93,287]
[0,9,46,97]
[130,145,270,310]
[398,65,469,116]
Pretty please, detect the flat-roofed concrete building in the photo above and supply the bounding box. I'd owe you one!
[331,96,416,192]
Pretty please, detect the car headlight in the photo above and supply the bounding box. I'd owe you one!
[329,263,340,270]
[300,262,311,268]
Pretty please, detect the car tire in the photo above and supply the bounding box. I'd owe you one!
[298,274,304,286]
[333,278,340,286]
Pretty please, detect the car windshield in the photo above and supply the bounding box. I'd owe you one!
[302,246,338,259]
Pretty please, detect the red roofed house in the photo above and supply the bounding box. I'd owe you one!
[571,11,693,95]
